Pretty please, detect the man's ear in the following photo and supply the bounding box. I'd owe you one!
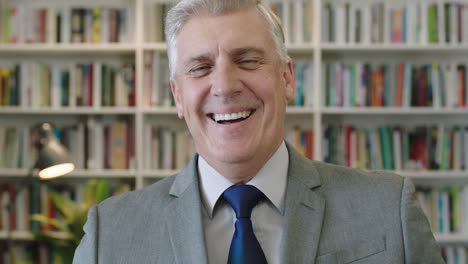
[283,58,296,101]
[170,79,184,119]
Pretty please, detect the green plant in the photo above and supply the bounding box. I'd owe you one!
[30,179,114,264]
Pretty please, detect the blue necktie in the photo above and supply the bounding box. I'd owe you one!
[223,185,268,264]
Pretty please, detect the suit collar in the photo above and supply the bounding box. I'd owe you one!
[285,141,321,190]
[281,142,325,263]
[165,144,325,263]
[168,155,199,197]
[164,155,208,264]
[198,141,289,217]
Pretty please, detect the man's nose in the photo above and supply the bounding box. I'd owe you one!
[210,60,242,98]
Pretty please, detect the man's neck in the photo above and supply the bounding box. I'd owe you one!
[201,141,284,184]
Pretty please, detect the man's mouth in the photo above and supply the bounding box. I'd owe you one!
[208,110,254,124]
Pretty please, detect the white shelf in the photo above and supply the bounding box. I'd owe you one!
[0,230,67,241]
[0,169,137,179]
[321,107,468,115]
[286,107,315,114]
[68,169,137,179]
[399,171,468,179]
[0,107,136,115]
[141,43,317,53]
[0,168,28,177]
[400,171,468,185]
[286,43,316,53]
[142,107,178,115]
[322,43,468,53]
[142,43,167,51]
[142,169,180,178]
[0,43,137,54]
[435,233,468,244]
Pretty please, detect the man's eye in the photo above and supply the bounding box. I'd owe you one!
[239,59,261,69]
[191,65,210,72]
[240,59,259,64]
[189,65,211,77]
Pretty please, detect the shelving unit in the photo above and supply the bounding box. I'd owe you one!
[1,0,467,254]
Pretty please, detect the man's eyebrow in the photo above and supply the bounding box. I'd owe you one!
[183,53,213,70]
[230,47,266,58]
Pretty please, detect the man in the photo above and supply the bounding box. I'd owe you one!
[73,0,444,263]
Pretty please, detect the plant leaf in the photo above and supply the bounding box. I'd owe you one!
[49,191,78,220]
[95,179,110,203]
[82,179,98,208]
[34,232,74,247]
[31,214,67,232]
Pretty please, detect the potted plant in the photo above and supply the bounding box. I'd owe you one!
[29,179,125,264]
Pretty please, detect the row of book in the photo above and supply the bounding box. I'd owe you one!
[265,0,314,44]
[0,6,132,44]
[290,62,314,107]
[322,1,468,44]
[0,61,135,108]
[144,2,174,42]
[144,124,195,170]
[0,118,135,170]
[442,246,468,264]
[79,118,135,170]
[0,182,115,232]
[143,51,173,107]
[323,125,468,171]
[0,243,51,264]
[0,180,131,264]
[323,61,468,108]
[286,127,314,160]
[417,186,468,234]
[144,0,315,44]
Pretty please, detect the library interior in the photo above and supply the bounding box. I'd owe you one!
[0,0,466,263]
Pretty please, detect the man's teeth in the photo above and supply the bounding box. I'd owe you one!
[213,111,252,122]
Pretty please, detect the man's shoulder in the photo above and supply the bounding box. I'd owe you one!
[315,160,403,184]
[300,160,408,213]
[287,143,404,193]
[96,174,178,214]
[302,159,405,195]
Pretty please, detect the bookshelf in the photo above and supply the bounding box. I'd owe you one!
[1,0,468,260]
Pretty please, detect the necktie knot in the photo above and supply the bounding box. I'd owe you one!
[223,185,265,219]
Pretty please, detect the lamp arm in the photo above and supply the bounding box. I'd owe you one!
[16,166,36,193]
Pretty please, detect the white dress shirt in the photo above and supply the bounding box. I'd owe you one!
[198,141,289,264]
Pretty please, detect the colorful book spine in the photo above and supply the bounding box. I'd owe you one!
[324,60,468,108]
[322,0,468,45]
[323,124,468,171]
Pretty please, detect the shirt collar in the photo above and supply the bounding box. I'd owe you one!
[198,141,289,218]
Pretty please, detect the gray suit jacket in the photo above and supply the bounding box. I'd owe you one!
[73,144,444,264]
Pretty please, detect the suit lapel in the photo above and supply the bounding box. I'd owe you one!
[281,143,325,263]
[163,155,208,264]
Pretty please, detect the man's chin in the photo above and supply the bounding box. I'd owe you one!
[204,149,256,166]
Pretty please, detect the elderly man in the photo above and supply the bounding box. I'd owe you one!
[73,0,443,263]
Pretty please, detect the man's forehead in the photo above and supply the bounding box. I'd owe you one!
[177,18,271,56]
[176,8,269,45]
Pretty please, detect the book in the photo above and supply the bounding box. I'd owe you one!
[110,121,128,170]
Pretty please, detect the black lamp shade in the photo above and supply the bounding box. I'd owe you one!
[35,123,75,180]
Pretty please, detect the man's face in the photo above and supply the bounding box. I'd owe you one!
[170,7,295,179]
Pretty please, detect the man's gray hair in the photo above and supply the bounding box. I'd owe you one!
[164,0,288,79]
